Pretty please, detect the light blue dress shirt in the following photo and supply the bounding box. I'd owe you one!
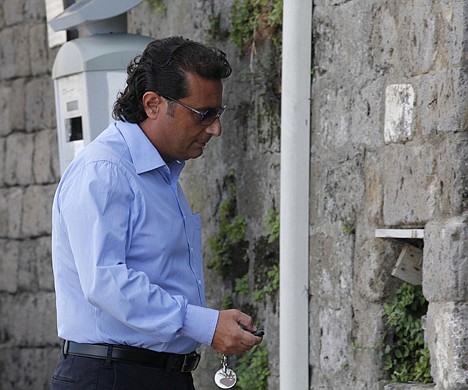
[52,120,219,354]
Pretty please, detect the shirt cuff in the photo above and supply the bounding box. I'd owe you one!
[180,304,219,346]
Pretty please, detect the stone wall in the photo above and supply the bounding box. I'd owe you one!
[0,0,61,389]
[128,2,282,389]
[311,0,468,389]
[1,0,467,389]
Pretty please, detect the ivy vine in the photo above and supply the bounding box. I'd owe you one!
[236,344,270,390]
[382,283,432,384]
[230,0,283,51]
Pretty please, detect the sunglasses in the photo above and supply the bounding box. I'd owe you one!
[161,95,226,126]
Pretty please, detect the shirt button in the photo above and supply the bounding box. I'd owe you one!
[198,280,202,285]
[190,247,194,252]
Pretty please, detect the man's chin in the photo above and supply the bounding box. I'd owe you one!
[183,149,204,161]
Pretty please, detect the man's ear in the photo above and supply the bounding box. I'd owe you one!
[142,91,162,119]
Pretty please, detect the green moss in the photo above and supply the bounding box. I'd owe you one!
[252,264,279,302]
[221,294,233,310]
[340,219,355,235]
[145,0,166,13]
[236,343,270,390]
[382,284,432,384]
[230,0,283,52]
[206,13,230,43]
[235,274,250,296]
[251,209,280,306]
[207,173,249,279]
[264,208,280,243]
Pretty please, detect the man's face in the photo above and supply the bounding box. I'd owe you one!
[148,72,224,162]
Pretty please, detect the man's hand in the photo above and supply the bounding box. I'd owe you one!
[211,309,263,355]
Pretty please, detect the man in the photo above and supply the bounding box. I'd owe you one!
[51,36,262,390]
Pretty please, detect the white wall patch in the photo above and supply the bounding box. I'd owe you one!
[384,84,415,144]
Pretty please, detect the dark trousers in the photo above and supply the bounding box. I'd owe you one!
[50,351,196,390]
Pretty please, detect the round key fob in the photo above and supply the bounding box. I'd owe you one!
[214,367,237,389]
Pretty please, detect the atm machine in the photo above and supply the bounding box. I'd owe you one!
[48,0,152,174]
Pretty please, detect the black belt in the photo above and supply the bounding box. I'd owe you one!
[63,340,200,372]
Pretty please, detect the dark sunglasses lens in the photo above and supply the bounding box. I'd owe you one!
[201,110,221,125]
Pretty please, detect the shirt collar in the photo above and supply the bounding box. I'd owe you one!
[114,120,185,175]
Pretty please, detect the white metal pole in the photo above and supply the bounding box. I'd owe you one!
[279,0,312,389]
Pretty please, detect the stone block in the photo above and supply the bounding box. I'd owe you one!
[29,23,49,76]
[381,144,439,226]
[418,67,468,137]
[0,347,59,390]
[2,0,25,26]
[0,3,4,29]
[0,239,19,293]
[318,306,352,372]
[423,215,468,302]
[355,238,402,302]
[36,236,54,290]
[0,292,57,346]
[25,76,56,131]
[0,25,30,79]
[0,85,12,137]
[381,133,468,226]
[369,1,466,76]
[426,302,468,389]
[4,132,34,186]
[310,232,354,309]
[362,151,384,221]
[34,129,59,184]
[18,239,38,291]
[21,184,56,237]
[10,78,26,131]
[18,237,54,292]
[311,150,365,224]
[0,138,5,187]
[0,187,24,239]
[24,0,46,21]
[350,302,386,385]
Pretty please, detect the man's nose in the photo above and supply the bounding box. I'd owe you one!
[205,118,222,137]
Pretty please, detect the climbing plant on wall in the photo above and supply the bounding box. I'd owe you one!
[230,0,283,51]
[382,283,432,384]
[208,172,279,387]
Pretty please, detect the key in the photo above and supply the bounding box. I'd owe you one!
[214,354,237,389]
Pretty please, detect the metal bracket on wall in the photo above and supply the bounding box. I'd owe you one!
[375,229,424,285]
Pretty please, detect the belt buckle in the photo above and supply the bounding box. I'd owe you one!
[181,352,200,372]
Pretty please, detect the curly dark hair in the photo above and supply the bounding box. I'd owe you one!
[112,36,232,123]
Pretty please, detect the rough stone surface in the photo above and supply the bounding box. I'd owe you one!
[4,132,34,186]
[0,1,467,389]
[0,187,24,239]
[0,85,11,137]
[29,23,49,76]
[426,302,468,389]
[21,184,56,238]
[25,76,56,131]
[0,25,30,79]
[10,78,26,131]
[310,0,468,388]
[33,129,60,184]
[0,239,19,293]
[2,0,25,27]
[424,216,468,302]
[0,347,58,390]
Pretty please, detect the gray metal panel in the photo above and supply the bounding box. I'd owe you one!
[49,0,143,31]
[52,33,153,79]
